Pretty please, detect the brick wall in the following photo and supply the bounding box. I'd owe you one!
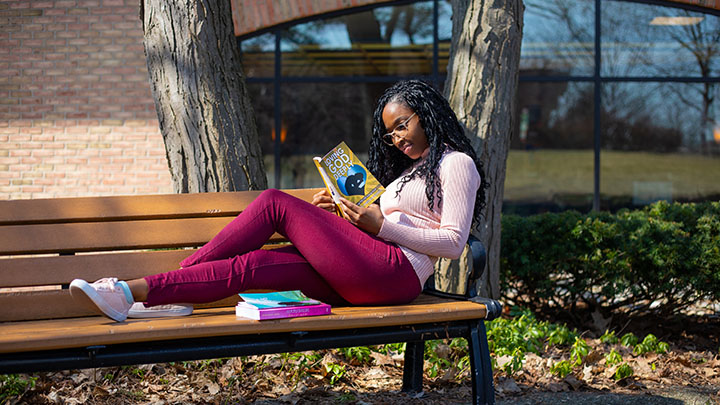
[230,0,720,36]
[0,0,400,200]
[0,0,171,200]
[0,120,169,199]
[671,0,720,10]
[232,0,386,36]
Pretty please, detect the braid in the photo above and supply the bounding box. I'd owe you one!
[366,80,489,225]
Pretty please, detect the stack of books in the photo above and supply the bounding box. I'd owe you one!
[236,290,331,321]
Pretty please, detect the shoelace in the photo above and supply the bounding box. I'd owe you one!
[94,278,119,292]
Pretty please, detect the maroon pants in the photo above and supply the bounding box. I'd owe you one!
[144,189,420,306]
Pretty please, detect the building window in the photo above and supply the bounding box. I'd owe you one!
[239,0,720,213]
[600,82,720,208]
[522,0,595,76]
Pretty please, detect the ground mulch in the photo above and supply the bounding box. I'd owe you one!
[5,313,719,404]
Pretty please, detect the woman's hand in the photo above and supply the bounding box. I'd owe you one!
[311,189,337,213]
[340,198,384,235]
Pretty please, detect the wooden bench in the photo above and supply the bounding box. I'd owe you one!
[0,188,501,405]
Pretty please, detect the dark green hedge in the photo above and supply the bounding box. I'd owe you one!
[500,201,720,316]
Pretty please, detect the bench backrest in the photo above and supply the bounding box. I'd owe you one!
[0,189,319,322]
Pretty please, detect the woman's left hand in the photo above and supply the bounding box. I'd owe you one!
[339,198,384,235]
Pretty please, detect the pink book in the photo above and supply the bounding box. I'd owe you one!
[235,290,331,320]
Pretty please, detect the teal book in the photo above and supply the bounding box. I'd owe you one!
[236,290,331,320]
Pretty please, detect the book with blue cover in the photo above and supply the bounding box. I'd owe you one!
[313,142,385,219]
[236,290,331,320]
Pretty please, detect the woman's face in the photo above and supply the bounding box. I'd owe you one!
[381,102,429,160]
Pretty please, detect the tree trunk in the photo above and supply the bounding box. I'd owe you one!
[444,0,524,299]
[140,0,267,193]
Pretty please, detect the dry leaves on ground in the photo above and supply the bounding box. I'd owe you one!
[3,339,719,405]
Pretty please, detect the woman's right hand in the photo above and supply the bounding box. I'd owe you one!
[311,189,337,213]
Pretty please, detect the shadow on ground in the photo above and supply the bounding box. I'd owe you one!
[496,390,712,405]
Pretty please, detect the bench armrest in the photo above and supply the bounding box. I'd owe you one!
[422,235,501,320]
[423,235,487,299]
[467,234,487,285]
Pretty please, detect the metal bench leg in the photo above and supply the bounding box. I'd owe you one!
[468,320,495,405]
[401,340,424,393]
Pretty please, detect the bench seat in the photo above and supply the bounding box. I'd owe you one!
[0,294,487,355]
[0,189,499,404]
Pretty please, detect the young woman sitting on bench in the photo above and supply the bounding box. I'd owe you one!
[70,79,489,322]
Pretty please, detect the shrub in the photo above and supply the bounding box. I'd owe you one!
[0,375,36,403]
[501,201,720,315]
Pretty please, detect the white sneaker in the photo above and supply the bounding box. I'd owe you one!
[69,278,133,322]
[127,303,193,318]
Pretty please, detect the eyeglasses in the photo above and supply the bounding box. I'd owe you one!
[382,113,416,146]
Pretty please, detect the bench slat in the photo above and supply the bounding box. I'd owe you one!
[0,250,194,288]
[1,244,291,288]
[0,289,242,322]
[0,217,231,255]
[0,295,488,354]
[0,218,289,255]
[0,290,95,321]
[0,189,320,226]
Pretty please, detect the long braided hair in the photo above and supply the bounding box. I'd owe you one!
[366,80,489,226]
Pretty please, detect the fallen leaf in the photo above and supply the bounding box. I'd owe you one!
[365,367,390,380]
[92,385,110,397]
[496,355,514,371]
[411,391,426,399]
[585,349,604,365]
[370,351,396,366]
[439,367,459,382]
[495,377,522,395]
[391,353,405,363]
[434,344,452,360]
[207,382,220,395]
[591,309,612,334]
[564,374,584,390]
[547,382,568,392]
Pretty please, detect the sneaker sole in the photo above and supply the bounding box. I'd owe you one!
[128,303,193,318]
[69,279,127,322]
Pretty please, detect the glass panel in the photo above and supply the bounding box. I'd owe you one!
[505,82,595,215]
[438,0,452,74]
[281,2,435,77]
[600,82,720,210]
[438,0,452,41]
[521,0,595,77]
[601,1,720,77]
[240,33,275,78]
[277,82,385,188]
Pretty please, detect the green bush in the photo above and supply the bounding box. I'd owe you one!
[501,200,720,315]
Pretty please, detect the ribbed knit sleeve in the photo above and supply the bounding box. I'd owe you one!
[377,151,480,260]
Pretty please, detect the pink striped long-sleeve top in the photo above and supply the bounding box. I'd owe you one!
[377,149,481,289]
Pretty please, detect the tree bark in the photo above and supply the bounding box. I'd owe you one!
[140,0,267,193]
[444,0,524,299]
